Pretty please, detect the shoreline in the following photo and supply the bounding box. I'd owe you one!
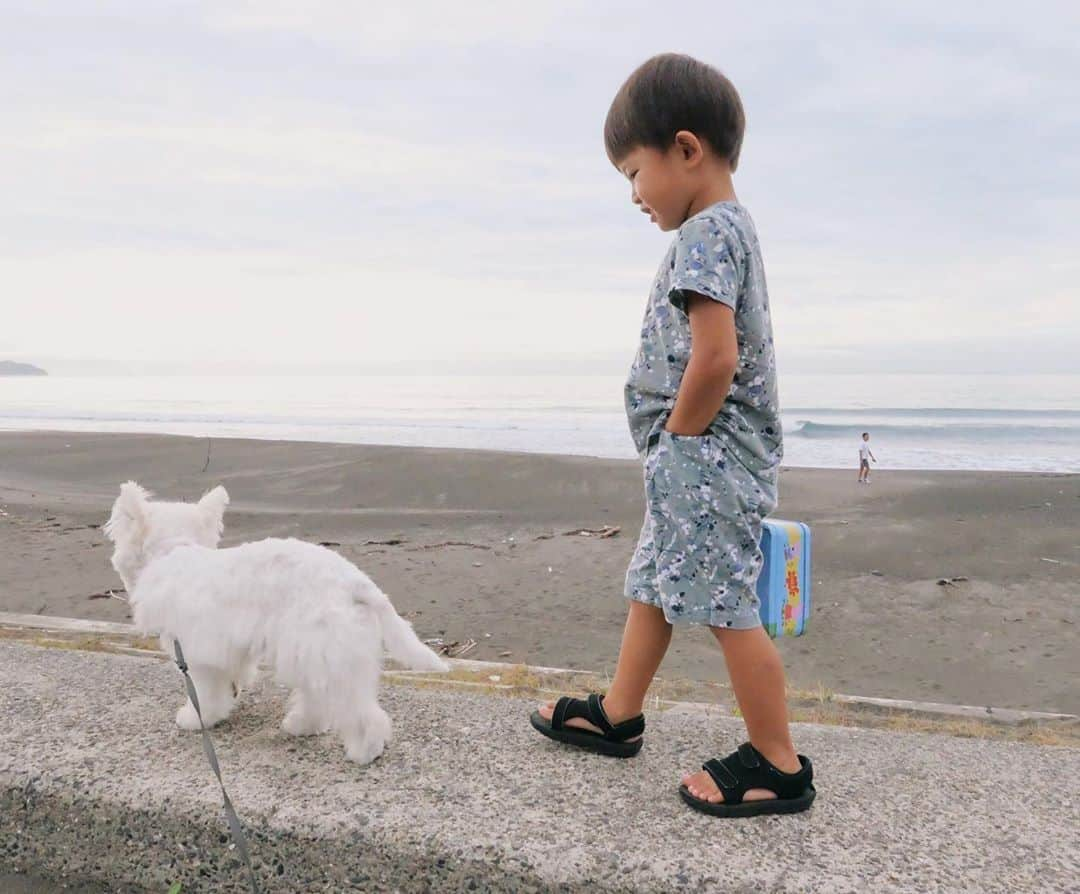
[2,423,1078,474]
[1,430,1076,714]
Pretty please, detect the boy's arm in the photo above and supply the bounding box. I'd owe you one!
[665,293,738,436]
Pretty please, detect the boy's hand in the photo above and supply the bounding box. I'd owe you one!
[665,293,738,436]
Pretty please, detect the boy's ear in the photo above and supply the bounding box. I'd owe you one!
[674,130,703,164]
[198,485,229,540]
[104,481,152,543]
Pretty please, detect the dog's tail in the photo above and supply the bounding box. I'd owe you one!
[353,579,450,673]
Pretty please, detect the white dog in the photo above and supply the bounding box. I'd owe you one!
[104,481,448,764]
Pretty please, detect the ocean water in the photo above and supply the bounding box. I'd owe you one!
[1,373,1077,472]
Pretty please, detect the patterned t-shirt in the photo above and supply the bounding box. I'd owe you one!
[624,201,783,480]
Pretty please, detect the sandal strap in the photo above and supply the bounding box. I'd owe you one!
[549,694,645,742]
[702,743,813,805]
[550,695,595,732]
[586,693,614,735]
[702,757,744,804]
[551,696,573,730]
[737,742,760,768]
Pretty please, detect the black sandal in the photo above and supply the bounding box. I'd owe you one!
[679,742,816,817]
[529,693,645,758]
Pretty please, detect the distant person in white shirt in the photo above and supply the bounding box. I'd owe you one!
[858,432,876,483]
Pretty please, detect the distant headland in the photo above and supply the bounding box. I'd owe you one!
[0,361,48,376]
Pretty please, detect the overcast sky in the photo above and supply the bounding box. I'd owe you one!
[3,1,1078,376]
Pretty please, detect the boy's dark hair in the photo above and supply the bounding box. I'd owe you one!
[604,53,745,170]
[862,432,870,438]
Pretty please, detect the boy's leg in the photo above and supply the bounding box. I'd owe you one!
[682,625,801,803]
[605,601,673,717]
[537,601,671,730]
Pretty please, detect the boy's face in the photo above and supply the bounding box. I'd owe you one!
[617,143,697,232]
[863,434,869,441]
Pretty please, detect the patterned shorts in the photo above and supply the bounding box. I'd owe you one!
[624,430,777,629]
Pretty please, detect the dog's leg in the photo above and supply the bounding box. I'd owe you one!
[229,658,259,702]
[176,666,236,730]
[234,657,259,692]
[282,689,326,736]
[308,622,391,764]
[340,694,393,765]
[325,649,391,763]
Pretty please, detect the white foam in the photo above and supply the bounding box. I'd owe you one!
[2,373,1077,472]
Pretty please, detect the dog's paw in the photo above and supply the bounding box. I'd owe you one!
[345,737,386,766]
[175,703,203,731]
[282,709,325,737]
[424,654,451,673]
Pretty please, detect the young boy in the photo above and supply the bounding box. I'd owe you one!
[858,432,876,483]
[530,54,814,817]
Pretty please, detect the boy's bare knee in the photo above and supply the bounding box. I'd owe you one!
[709,624,773,654]
[710,624,755,639]
[629,601,670,623]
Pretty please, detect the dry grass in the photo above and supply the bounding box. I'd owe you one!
[0,625,162,658]
[5,627,1076,747]
[387,662,1079,747]
[784,700,1078,747]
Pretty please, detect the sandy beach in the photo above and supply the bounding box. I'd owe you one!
[1,430,1076,713]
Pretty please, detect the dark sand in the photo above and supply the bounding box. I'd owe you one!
[0,875,139,893]
[1,431,1076,713]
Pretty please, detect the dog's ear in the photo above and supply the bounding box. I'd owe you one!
[104,481,152,544]
[198,485,229,542]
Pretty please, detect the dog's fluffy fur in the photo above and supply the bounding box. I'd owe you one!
[104,481,448,764]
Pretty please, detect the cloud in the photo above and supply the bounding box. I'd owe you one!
[2,1,1077,374]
